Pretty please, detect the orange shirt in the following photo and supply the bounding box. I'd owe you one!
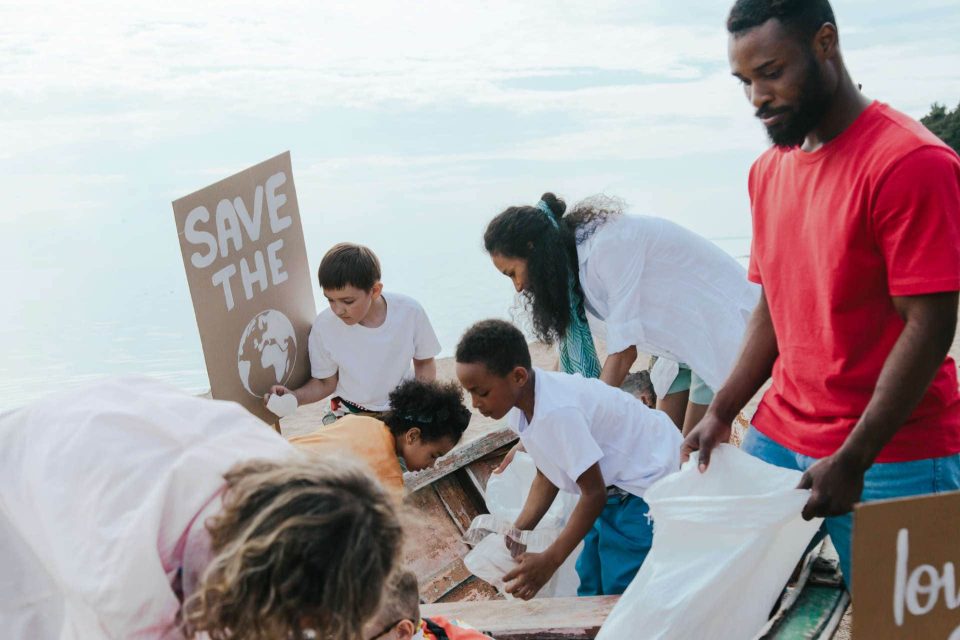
[290,415,404,493]
[421,616,494,640]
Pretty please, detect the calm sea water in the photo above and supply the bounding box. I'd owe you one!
[0,229,749,412]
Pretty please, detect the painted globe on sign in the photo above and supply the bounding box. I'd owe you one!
[237,309,298,397]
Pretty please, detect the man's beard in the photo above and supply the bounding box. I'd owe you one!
[760,55,832,148]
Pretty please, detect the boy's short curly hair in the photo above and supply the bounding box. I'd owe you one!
[455,319,531,376]
[183,455,402,640]
[318,242,382,291]
[384,379,471,444]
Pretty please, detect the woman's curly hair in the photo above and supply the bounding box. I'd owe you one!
[483,192,622,343]
[383,379,471,444]
[182,455,403,640]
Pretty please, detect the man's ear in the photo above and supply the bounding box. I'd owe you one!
[813,23,838,60]
[371,281,384,298]
[396,619,417,640]
[405,427,421,444]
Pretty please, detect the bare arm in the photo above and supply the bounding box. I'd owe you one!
[599,345,638,388]
[514,470,561,532]
[504,464,607,600]
[800,292,958,518]
[541,463,607,567]
[413,357,437,382]
[266,374,338,407]
[681,290,778,469]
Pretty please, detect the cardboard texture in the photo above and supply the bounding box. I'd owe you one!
[853,490,960,639]
[173,152,316,423]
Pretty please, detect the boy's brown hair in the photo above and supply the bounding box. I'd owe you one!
[183,455,403,640]
[319,242,382,292]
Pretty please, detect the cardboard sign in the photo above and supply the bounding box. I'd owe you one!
[173,152,316,423]
[853,490,960,639]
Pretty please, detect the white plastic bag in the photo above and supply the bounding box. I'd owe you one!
[597,444,822,640]
[464,451,582,598]
[484,451,578,528]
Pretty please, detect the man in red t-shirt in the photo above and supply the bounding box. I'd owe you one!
[682,0,960,585]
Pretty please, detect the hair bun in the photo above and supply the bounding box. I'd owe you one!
[539,192,567,218]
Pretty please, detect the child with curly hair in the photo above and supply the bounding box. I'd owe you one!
[0,376,402,640]
[290,378,472,492]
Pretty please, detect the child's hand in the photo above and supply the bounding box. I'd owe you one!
[503,533,526,559]
[502,551,559,600]
[263,385,291,406]
[493,442,524,474]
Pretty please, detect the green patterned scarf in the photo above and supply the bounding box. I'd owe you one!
[536,200,602,378]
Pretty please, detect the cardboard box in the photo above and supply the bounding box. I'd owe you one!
[853,490,960,639]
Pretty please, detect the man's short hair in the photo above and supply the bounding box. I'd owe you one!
[318,243,382,291]
[727,0,836,39]
[370,569,420,630]
[455,320,532,376]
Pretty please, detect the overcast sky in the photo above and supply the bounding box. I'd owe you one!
[1,0,958,404]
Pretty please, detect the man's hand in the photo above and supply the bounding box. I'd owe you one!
[503,551,560,600]
[680,412,732,472]
[798,452,866,520]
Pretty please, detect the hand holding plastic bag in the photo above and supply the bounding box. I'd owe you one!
[464,452,581,598]
[597,444,823,640]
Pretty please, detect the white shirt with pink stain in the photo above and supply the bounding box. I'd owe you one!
[0,376,293,639]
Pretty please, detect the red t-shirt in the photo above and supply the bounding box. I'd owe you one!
[748,101,960,462]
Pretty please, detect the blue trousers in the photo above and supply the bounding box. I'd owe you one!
[741,427,960,588]
[575,493,653,596]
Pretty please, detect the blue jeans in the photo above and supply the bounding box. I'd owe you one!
[576,493,653,596]
[741,427,960,588]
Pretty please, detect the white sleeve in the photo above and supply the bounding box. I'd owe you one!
[412,302,442,360]
[588,231,650,355]
[307,323,338,379]
[546,409,604,486]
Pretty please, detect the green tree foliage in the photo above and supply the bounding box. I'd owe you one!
[921,102,960,154]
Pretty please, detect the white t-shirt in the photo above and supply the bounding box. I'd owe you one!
[0,376,294,639]
[506,369,682,497]
[577,215,760,392]
[308,291,441,411]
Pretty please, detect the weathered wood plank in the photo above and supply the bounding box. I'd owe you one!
[403,486,472,600]
[434,470,487,534]
[436,576,503,603]
[464,444,516,497]
[419,557,476,604]
[421,596,618,640]
[404,426,518,493]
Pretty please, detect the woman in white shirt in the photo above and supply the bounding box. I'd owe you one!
[0,376,402,640]
[483,192,759,433]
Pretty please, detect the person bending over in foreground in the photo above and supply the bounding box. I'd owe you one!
[456,320,681,598]
[291,379,472,493]
[0,376,402,640]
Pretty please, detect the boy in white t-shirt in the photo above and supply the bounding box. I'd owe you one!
[455,319,681,599]
[269,243,441,419]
